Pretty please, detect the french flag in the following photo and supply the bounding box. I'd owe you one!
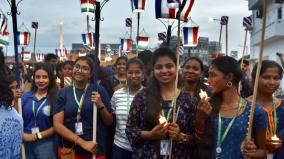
[82,32,95,48]
[55,49,67,57]
[17,32,30,45]
[155,0,195,22]
[120,39,132,52]
[183,26,199,47]
[131,0,147,12]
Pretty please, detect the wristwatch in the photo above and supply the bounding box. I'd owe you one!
[36,132,43,140]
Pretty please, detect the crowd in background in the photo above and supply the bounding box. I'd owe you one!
[1,46,284,159]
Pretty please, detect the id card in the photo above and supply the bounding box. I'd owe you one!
[267,153,273,159]
[75,122,83,135]
[160,140,170,155]
[31,127,40,134]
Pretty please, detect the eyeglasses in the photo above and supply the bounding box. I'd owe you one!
[73,64,90,73]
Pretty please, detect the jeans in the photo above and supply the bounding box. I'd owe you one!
[112,144,132,159]
[25,137,57,159]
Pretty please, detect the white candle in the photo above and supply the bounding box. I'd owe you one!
[199,89,209,100]
[159,115,167,125]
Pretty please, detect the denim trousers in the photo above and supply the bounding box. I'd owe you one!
[112,144,132,159]
[25,137,57,159]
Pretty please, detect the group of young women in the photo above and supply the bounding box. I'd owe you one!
[2,47,284,159]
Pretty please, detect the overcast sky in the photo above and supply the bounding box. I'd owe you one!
[1,0,251,56]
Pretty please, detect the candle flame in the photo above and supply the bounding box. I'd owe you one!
[199,89,208,100]
[159,115,167,125]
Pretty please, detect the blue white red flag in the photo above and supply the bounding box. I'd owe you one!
[17,32,30,45]
[131,0,147,12]
[183,26,199,47]
[55,49,67,57]
[0,14,8,35]
[82,32,96,48]
[120,38,132,52]
[155,0,195,22]
[243,16,252,30]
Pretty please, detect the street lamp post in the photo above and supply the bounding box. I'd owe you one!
[209,17,222,53]
[6,0,23,89]
[94,0,109,58]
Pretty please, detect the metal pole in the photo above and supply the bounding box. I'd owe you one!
[136,12,140,56]
[218,24,223,53]
[167,25,172,47]
[226,24,228,56]
[87,15,90,34]
[95,1,100,57]
[11,0,20,89]
[33,28,37,65]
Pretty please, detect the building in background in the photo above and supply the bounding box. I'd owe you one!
[248,0,284,62]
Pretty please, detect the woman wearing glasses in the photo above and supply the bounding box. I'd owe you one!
[53,56,113,159]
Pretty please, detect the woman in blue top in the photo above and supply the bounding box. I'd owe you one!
[22,63,58,159]
[53,56,113,159]
[250,60,284,159]
[195,56,267,159]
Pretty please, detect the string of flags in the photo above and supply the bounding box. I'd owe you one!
[125,18,132,27]
[0,13,9,46]
[55,48,68,57]
[35,53,45,62]
[158,32,167,42]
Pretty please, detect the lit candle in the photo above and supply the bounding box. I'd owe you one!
[199,89,209,100]
[271,135,280,141]
[159,115,167,125]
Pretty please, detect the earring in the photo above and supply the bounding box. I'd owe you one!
[227,81,233,87]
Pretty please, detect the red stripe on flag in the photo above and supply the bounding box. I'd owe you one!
[183,0,195,22]
[88,33,92,47]
[24,32,29,45]
[138,36,148,41]
[169,8,176,18]
[192,27,198,44]
[142,0,146,10]
[127,39,132,50]
[81,0,95,4]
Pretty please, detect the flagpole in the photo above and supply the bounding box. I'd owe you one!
[226,24,228,56]
[247,0,268,140]
[136,12,140,56]
[33,30,37,65]
[169,1,181,159]
[218,24,222,53]
[238,29,248,94]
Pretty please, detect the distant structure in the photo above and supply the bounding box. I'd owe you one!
[248,0,284,62]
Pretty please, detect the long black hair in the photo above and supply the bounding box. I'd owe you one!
[0,75,13,109]
[145,47,177,129]
[194,56,242,159]
[31,63,58,107]
[183,57,208,101]
[251,60,283,87]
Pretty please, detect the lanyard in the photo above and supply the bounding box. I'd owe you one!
[72,83,89,122]
[126,86,143,112]
[160,99,181,122]
[217,97,243,148]
[32,99,47,124]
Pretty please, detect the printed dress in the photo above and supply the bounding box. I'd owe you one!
[212,100,267,159]
[126,90,197,159]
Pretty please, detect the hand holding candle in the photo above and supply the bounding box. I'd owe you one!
[159,115,168,125]
[266,135,282,151]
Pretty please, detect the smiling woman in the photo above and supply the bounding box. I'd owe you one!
[251,60,284,158]
[126,47,197,159]
[21,63,58,159]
